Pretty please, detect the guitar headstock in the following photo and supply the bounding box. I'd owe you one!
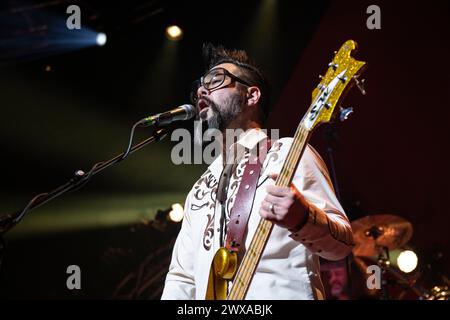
[303,40,367,131]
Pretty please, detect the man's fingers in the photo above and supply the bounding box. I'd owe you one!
[264,194,291,209]
[265,184,291,197]
[268,172,303,199]
[268,172,279,181]
[259,207,278,221]
[264,194,279,206]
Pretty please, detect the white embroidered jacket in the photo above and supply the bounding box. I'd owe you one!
[161,129,354,300]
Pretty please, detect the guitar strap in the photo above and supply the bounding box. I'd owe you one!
[225,138,272,253]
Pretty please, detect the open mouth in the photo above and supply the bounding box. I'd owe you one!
[197,99,209,112]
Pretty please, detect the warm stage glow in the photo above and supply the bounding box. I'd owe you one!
[169,203,184,222]
[165,25,183,41]
[96,33,107,46]
[397,250,418,273]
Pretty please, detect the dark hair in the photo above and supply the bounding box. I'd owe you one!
[202,43,272,124]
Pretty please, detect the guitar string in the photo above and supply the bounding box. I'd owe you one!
[240,125,308,296]
[231,71,355,298]
[229,126,308,299]
[229,135,304,299]
[230,65,345,298]
[231,54,364,298]
[229,126,307,298]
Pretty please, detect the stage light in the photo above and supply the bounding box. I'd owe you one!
[165,25,183,41]
[96,32,107,46]
[397,250,418,273]
[168,203,184,222]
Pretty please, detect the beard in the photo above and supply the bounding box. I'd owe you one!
[194,92,245,146]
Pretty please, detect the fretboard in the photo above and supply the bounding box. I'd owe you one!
[227,122,311,300]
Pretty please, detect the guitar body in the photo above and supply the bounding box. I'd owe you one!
[205,247,237,300]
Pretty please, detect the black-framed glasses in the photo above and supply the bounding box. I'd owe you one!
[190,67,252,103]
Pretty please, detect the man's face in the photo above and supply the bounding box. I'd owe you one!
[328,268,348,296]
[195,63,247,132]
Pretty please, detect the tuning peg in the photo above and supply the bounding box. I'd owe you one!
[319,75,323,79]
[353,76,366,95]
[339,107,354,122]
[338,75,348,83]
[328,62,338,71]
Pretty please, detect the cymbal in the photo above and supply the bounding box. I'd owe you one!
[351,214,413,257]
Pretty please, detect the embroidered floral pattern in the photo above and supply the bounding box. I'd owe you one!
[263,140,282,172]
[190,169,218,251]
[225,152,250,225]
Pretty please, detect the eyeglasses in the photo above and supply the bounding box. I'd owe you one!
[190,67,252,103]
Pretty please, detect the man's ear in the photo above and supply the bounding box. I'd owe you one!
[246,86,261,107]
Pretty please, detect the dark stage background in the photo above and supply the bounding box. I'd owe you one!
[0,0,448,299]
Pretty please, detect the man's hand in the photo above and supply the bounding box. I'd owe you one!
[259,173,309,231]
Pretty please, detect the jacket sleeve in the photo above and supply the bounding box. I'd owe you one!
[288,144,355,261]
[161,190,196,299]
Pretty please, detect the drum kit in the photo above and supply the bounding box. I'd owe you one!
[350,214,449,300]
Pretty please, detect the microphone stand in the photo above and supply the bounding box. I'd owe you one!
[0,127,168,270]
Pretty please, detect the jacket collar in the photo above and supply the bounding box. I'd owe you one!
[208,128,268,179]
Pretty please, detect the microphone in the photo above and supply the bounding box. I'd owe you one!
[141,104,196,126]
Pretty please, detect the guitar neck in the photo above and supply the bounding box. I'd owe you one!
[227,39,366,300]
[227,122,311,300]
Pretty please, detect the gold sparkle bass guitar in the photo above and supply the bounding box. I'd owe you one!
[206,40,367,300]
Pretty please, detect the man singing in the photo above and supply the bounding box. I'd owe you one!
[161,44,354,300]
